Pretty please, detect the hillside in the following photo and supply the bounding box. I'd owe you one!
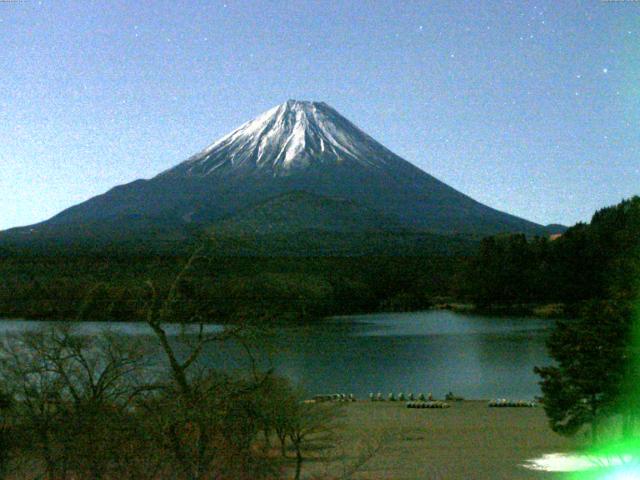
[0,100,549,253]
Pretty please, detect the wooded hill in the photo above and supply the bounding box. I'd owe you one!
[0,196,637,323]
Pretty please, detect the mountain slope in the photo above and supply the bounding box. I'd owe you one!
[212,191,405,235]
[1,100,548,251]
[160,100,411,178]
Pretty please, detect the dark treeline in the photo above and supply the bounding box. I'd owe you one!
[532,197,640,445]
[462,196,640,310]
[1,196,638,323]
[0,253,460,323]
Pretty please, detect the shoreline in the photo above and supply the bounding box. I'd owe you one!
[308,400,580,479]
[435,301,568,319]
[0,303,568,324]
[314,398,540,403]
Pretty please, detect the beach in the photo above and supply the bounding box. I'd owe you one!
[305,400,581,480]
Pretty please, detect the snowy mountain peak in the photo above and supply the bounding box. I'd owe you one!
[159,100,399,178]
[4,101,548,242]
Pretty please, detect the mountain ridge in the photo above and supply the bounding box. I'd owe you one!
[1,100,551,252]
[159,100,399,178]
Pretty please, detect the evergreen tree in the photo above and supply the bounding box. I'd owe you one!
[534,301,632,443]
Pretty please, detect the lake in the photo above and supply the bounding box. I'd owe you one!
[0,310,555,400]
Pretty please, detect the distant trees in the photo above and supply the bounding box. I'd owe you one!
[463,196,640,309]
[2,197,639,324]
[0,252,457,324]
[465,234,533,306]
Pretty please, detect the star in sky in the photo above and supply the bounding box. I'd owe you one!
[0,0,637,231]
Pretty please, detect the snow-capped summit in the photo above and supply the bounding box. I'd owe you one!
[160,100,399,178]
[1,100,549,249]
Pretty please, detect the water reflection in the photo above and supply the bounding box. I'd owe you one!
[0,310,555,399]
[0,319,223,336]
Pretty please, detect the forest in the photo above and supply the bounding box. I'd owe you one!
[531,197,640,446]
[0,254,457,323]
[0,196,637,324]
[463,195,640,308]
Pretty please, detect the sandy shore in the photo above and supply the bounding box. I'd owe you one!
[307,400,582,480]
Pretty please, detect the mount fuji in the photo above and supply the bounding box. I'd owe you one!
[1,100,550,252]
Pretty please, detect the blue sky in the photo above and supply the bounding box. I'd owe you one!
[1,0,638,230]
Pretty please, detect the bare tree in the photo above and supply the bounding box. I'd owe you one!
[285,399,342,480]
[0,245,346,480]
[142,245,276,480]
[0,324,148,480]
[253,375,298,457]
[315,429,396,480]
[0,389,12,480]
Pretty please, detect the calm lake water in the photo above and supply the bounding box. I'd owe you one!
[0,310,555,400]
